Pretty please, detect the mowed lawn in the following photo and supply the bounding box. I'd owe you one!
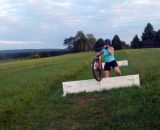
[0,49,160,130]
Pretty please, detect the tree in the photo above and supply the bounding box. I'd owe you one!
[131,35,141,49]
[112,35,122,50]
[155,30,160,48]
[94,38,104,52]
[141,23,156,48]
[86,34,96,51]
[63,31,87,52]
[64,31,96,52]
[74,31,87,52]
[63,37,75,50]
[144,23,154,33]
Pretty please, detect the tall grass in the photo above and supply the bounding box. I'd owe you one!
[0,49,160,130]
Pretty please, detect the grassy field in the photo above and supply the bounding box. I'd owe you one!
[0,49,160,130]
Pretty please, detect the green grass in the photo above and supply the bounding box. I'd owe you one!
[0,49,160,130]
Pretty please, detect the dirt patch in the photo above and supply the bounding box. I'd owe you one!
[74,94,104,107]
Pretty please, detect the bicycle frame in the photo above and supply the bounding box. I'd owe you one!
[92,55,103,81]
[94,56,102,70]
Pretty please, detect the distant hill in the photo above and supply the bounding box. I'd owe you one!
[0,49,71,60]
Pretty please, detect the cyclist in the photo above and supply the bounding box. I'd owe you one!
[97,39,121,78]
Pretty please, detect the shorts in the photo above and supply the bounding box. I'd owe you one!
[104,60,118,71]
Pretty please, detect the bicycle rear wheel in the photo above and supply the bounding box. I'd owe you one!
[92,58,103,81]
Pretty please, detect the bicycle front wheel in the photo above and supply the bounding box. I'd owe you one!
[92,58,103,81]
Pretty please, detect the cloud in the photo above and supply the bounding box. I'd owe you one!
[111,0,160,27]
[0,1,26,22]
[0,40,45,45]
[0,0,160,50]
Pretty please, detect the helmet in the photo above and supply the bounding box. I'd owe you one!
[104,39,111,45]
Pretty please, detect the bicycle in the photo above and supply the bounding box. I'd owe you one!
[91,54,103,81]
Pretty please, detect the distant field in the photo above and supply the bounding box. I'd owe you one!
[0,49,160,130]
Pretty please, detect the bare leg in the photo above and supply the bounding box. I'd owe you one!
[104,71,110,78]
[114,67,121,76]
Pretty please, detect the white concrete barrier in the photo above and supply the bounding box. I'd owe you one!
[100,74,140,90]
[102,60,128,68]
[63,79,101,96]
[63,74,140,96]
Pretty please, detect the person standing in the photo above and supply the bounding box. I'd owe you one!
[97,39,121,78]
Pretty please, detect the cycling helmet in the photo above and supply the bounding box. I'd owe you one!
[104,39,111,45]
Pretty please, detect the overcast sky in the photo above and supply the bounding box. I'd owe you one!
[0,0,160,50]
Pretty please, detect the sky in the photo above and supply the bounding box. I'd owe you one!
[0,0,160,50]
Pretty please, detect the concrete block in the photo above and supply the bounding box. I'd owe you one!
[62,74,140,96]
[100,74,140,90]
[63,79,101,96]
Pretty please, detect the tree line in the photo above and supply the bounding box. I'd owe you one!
[63,31,129,52]
[131,23,160,48]
[94,35,130,51]
[64,23,160,52]
[0,49,71,60]
[63,31,96,52]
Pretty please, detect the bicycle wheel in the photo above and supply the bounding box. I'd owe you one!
[92,58,103,81]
